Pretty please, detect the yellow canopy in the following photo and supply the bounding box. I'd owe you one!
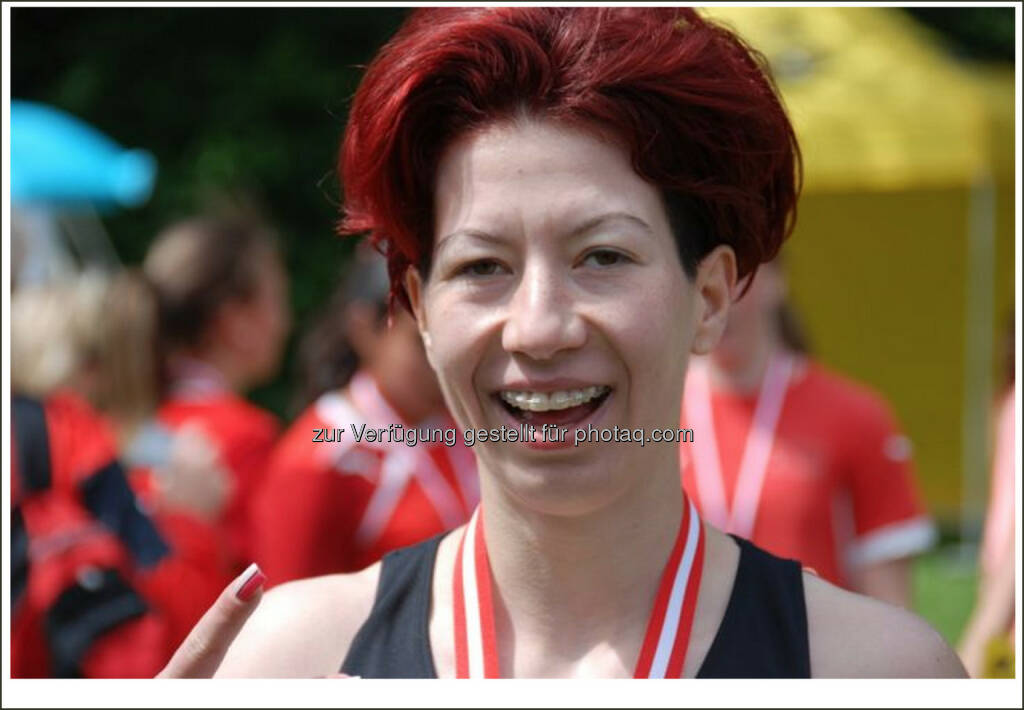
[700,6,992,192]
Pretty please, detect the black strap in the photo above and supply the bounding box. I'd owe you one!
[696,536,811,678]
[11,506,30,611]
[44,567,149,678]
[12,395,53,495]
[340,534,442,678]
[79,461,171,569]
[11,395,52,612]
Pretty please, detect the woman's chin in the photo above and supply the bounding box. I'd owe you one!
[483,446,639,518]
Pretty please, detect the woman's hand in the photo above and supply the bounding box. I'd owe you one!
[155,424,233,521]
[157,563,266,678]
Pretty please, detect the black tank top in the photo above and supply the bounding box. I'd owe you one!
[341,533,810,678]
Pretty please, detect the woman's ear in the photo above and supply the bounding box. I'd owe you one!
[403,267,433,359]
[691,245,736,355]
[343,302,383,362]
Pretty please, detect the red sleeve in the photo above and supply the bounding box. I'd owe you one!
[842,389,935,567]
[252,445,371,586]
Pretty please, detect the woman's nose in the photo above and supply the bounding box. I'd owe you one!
[501,262,586,361]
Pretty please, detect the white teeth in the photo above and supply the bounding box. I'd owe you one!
[499,386,609,412]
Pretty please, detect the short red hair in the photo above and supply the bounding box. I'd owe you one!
[339,7,801,310]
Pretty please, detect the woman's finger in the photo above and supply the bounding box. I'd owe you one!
[157,563,266,678]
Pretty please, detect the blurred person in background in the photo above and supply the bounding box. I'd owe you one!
[11,274,101,400]
[11,391,251,677]
[10,269,232,672]
[252,244,478,585]
[959,319,1016,677]
[69,270,230,513]
[9,98,233,674]
[681,258,936,606]
[12,392,174,677]
[70,269,235,626]
[143,211,291,572]
[13,267,234,539]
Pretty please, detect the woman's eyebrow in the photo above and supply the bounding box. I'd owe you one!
[434,228,507,256]
[569,212,654,238]
[437,212,652,253]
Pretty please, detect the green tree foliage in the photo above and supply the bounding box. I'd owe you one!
[903,7,1015,62]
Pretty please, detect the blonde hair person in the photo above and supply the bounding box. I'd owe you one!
[66,269,232,521]
[85,270,162,442]
[11,271,107,398]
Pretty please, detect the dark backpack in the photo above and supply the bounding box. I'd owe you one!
[12,395,170,677]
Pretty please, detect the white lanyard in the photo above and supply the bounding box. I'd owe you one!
[348,372,472,531]
[684,354,793,539]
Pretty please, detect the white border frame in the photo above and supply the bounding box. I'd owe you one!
[3,2,1021,707]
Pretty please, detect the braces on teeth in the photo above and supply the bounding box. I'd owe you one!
[500,386,609,412]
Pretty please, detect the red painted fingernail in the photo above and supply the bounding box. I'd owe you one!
[235,563,266,601]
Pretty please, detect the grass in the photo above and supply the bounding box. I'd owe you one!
[912,545,979,646]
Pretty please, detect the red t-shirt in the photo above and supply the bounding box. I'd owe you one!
[252,371,479,585]
[158,389,278,571]
[681,355,935,588]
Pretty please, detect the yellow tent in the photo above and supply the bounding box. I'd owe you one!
[703,6,990,192]
[700,6,1015,525]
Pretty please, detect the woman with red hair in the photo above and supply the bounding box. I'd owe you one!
[162,7,964,678]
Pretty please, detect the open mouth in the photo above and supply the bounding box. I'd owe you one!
[497,386,612,428]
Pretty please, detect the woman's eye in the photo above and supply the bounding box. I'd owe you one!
[458,259,506,277]
[581,249,629,268]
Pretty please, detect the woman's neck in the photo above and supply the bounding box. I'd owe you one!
[710,332,784,395]
[476,450,685,675]
[172,349,243,393]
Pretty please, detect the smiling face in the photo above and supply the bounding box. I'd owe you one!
[406,118,733,516]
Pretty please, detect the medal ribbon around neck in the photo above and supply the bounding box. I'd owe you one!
[684,354,794,539]
[452,498,705,678]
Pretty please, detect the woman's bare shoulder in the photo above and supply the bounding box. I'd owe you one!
[215,564,381,678]
[803,572,966,678]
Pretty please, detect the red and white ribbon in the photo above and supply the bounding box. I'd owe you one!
[453,498,705,678]
[684,354,794,539]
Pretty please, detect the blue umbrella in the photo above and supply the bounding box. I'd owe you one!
[11,100,157,209]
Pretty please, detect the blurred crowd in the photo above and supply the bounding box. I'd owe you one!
[11,207,478,677]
